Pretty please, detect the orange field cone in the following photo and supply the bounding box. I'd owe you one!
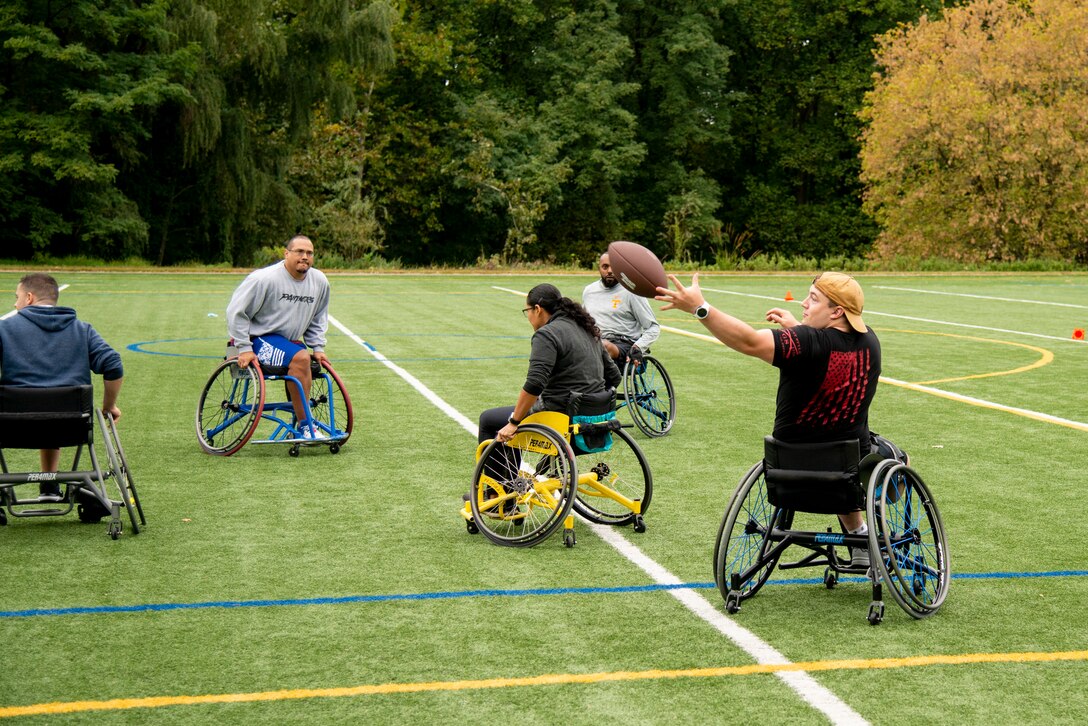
[784,290,794,301]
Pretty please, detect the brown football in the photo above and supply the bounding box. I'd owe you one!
[608,241,667,298]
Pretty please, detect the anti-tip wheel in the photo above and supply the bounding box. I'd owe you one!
[632,515,646,533]
[868,601,885,625]
[564,530,576,548]
[823,568,838,589]
[725,591,742,614]
[466,518,479,535]
[329,443,341,454]
[289,445,300,457]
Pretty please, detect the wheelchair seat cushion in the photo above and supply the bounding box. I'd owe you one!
[763,436,863,515]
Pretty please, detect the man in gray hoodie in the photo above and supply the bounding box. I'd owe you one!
[0,273,124,500]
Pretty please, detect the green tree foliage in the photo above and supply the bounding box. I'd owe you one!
[0,0,195,259]
[717,0,941,261]
[860,0,1088,263]
[138,0,396,265]
[618,0,735,263]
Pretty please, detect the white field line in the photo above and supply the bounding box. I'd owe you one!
[874,285,1088,310]
[699,286,1087,345]
[328,316,477,435]
[0,284,69,320]
[482,285,867,723]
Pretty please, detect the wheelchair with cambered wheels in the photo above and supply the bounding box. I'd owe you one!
[712,436,949,625]
[0,385,145,540]
[461,400,652,548]
[196,346,353,457]
[617,354,675,438]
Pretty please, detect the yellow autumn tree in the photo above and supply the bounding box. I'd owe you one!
[859,0,1088,263]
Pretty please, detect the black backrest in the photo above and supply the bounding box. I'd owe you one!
[763,436,863,515]
[0,385,94,449]
[565,389,616,417]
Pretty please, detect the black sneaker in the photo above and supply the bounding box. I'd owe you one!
[38,483,62,502]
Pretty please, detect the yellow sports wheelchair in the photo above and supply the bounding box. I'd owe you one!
[461,394,652,548]
[713,436,949,625]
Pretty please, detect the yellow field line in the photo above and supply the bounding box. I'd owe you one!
[887,330,1053,385]
[3,650,1085,718]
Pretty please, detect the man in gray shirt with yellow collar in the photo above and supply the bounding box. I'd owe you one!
[582,250,660,365]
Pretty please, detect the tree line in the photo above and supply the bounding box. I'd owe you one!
[3,0,1084,268]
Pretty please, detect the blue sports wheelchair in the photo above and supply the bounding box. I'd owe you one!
[713,436,949,624]
[617,354,675,438]
[196,345,353,457]
[0,385,145,540]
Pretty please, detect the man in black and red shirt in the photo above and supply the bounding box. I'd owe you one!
[656,271,903,566]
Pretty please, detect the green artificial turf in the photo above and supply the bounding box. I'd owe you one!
[1,271,1086,724]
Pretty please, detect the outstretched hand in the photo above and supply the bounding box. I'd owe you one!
[765,307,800,328]
[655,273,705,315]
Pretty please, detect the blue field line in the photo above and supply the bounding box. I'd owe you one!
[2,570,1085,620]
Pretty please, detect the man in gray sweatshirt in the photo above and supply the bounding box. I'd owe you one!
[0,273,124,501]
[582,251,660,365]
[226,235,331,438]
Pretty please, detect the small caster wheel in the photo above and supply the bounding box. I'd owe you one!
[466,518,478,535]
[564,530,576,548]
[725,591,742,614]
[823,568,838,589]
[329,443,341,454]
[289,445,300,457]
[632,515,646,533]
[0,510,6,526]
[108,521,122,540]
[867,601,884,625]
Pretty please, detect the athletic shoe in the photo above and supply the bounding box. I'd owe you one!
[850,547,870,570]
[297,423,328,441]
[39,483,62,502]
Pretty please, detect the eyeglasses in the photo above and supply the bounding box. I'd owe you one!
[289,249,315,257]
[522,306,534,317]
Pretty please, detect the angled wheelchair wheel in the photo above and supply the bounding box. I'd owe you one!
[469,424,577,547]
[573,428,652,527]
[196,359,265,456]
[867,463,950,619]
[309,361,354,447]
[713,462,793,603]
[97,411,145,533]
[622,356,675,438]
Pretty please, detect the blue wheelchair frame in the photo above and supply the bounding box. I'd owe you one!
[196,356,352,457]
[617,354,675,437]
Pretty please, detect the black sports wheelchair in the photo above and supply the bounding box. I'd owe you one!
[713,436,949,625]
[615,346,675,438]
[196,343,353,457]
[0,385,145,540]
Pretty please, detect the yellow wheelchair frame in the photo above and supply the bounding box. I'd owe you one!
[461,410,652,547]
